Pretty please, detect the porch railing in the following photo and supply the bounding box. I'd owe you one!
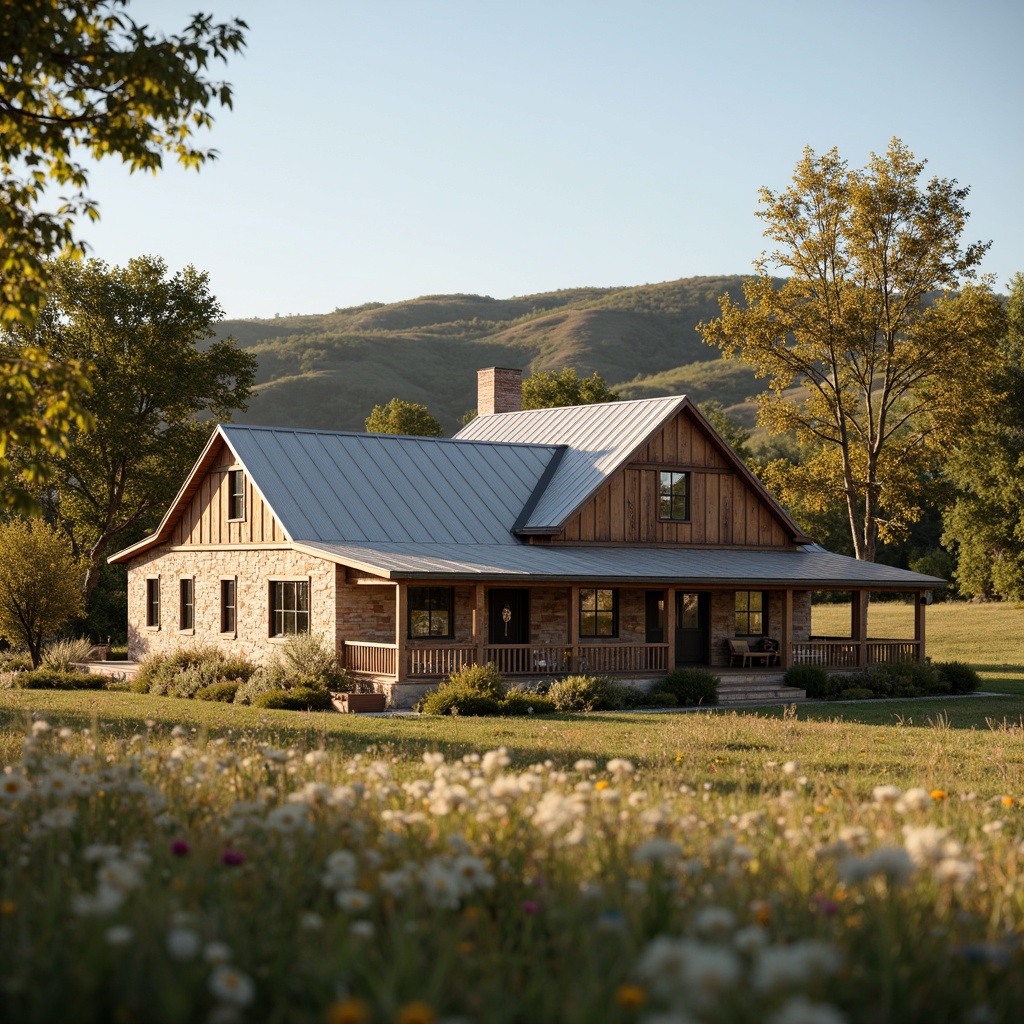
[793,638,921,667]
[343,641,397,677]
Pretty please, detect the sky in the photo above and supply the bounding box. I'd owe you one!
[80,0,1024,320]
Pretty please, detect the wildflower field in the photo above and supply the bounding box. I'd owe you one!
[2,602,1023,1023]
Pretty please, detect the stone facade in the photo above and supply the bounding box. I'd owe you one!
[708,590,811,667]
[126,546,335,664]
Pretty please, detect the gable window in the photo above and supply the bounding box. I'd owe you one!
[735,591,765,635]
[659,471,690,521]
[228,469,245,521]
[580,588,618,638]
[220,578,236,634]
[409,587,453,639]
[179,578,194,631]
[271,580,309,637]
[146,578,161,629]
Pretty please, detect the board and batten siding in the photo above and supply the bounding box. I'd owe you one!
[555,409,792,548]
[171,446,285,546]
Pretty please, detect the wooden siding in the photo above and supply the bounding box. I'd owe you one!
[171,445,285,546]
[554,408,793,548]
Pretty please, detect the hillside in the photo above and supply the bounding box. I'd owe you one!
[216,276,768,434]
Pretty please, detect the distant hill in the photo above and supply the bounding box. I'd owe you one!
[215,276,771,434]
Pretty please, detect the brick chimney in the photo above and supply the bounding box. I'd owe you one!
[477,367,522,416]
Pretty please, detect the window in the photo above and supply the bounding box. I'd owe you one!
[735,591,765,635]
[408,587,453,638]
[580,588,617,638]
[659,471,690,521]
[228,469,245,521]
[271,580,309,636]
[221,578,236,634]
[146,578,161,628]
[179,578,194,630]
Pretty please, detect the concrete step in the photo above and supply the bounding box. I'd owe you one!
[718,684,806,704]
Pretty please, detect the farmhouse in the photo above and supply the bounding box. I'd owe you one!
[109,368,943,706]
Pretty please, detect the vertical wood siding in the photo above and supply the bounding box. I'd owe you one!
[554,409,792,548]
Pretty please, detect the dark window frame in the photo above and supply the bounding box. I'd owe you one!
[146,578,161,629]
[659,471,691,522]
[270,580,310,637]
[579,587,618,638]
[220,578,236,635]
[228,469,245,521]
[408,586,454,639]
[734,590,767,636]
[179,577,194,631]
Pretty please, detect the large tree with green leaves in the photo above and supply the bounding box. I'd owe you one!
[942,272,1024,599]
[12,255,257,598]
[0,517,86,667]
[365,398,444,437]
[521,368,619,410]
[0,0,246,505]
[700,139,1006,562]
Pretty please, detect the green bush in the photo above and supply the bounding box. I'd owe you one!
[41,636,95,671]
[276,633,348,691]
[839,687,875,700]
[419,688,501,716]
[936,660,982,694]
[444,662,507,699]
[15,667,104,690]
[0,650,32,673]
[195,681,241,702]
[547,675,620,712]
[216,658,257,683]
[499,687,555,716]
[653,668,719,707]
[644,690,679,708]
[253,685,333,711]
[234,668,275,705]
[783,664,835,699]
[135,646,221,696]
[859,660,945,698]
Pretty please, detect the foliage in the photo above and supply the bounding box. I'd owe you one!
[418,688,501,717]
[783,664,835,699]
[698,400,751,462]
[13,666,102,689]
[252,685,333,711]
[133,647,256,698]
[497,686,556,716]
[943,272,1024,600]
[547,674,621,712]
[0,517,86,667]
[700,139,1006,562]
[275,633,349,692]
[858,661,947,698]
[935,660,982,695]
[40,636,94,672]
[194,681,241,702]
[443,663,507,700]
[521,367,619,410]
[10,255,257,597]
[653,668,720,706]
[365,397,444,437]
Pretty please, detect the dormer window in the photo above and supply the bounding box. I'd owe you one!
[228,469,245,521]
[659,471,690,521]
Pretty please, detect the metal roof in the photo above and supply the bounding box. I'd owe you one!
[454,396,687,530]
[294,540,945,589]
[219,425,560,545]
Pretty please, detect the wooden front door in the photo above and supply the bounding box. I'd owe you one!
[489,589,529,645]
[675,592,709,665]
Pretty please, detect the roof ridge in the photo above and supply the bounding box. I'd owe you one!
[220,423,561,450]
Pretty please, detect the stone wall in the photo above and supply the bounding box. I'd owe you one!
[126,546,335,664]
[708,590,812,667]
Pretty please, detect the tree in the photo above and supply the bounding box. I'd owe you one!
[521,368,620,410]
[0,517,86,667]
[365,398,444,437]
[942,272,1024,599]
[0,1,246,503]
[11,255,257,598]
[700,139,1006,562]
[698,401,751,464]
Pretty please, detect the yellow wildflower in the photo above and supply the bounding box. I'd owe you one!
[327,999,370,1024]
[396,1002,436,1024]
[595,780,610,791]
[615,984,647,1009]
[930,789,947,801]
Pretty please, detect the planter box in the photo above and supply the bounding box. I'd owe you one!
[332,692,387,714]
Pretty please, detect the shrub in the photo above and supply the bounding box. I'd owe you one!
[0,650,32,673]
[839,687,875,700]
[195,681,241,702]
[253,685,333,711]
[418,688,501,716]
[444,663,507,699]
[216,658,257,684]
[15,667,103,690]
[276,633,348,691]
[644,690,678,708]
[783,664,835,699]
[135,646,221,696]
[499,687,555,716]
[41,636,95,671]
[547,675,620,712]
[936,660,982,694]
[234,668,276,705]
[653,668,719,707]
[859,660,945,698]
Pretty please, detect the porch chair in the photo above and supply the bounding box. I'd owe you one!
[727,638,778,668]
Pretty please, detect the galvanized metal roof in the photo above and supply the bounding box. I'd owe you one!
[454,396,687,530]
[295,540,946,589]
[220,425,559,545]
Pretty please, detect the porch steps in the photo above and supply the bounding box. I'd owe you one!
[716,672,806,705]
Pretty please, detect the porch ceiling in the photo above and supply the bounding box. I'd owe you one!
[293,540,945,590]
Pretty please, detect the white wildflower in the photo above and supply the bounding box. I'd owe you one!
[753,941,841,994]
[349,919,374,939]
[166,927,202,961]
[334,890,372,913]
[903,825,962,867]
[782,761,800,776]
[574,759,596,773]
[894,787,932,813]
[208,965,255,1007]
[304,749,328,768]
[105,925,134,946]
[633,838,682,867]
[693,906,736,940]
[606,758,635,779]
[299,911,324,931]
[481,748,511,775]
[872,785,903,805]
[203,941,233,965]
[767,996,846,1024]
[0,773,31,802]
[265,804,312,834]
[31,720,51,736]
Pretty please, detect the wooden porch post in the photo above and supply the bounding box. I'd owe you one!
[914,590,927,661]
[781,589,793,670]
[850,589,866,667]
[568,585,580,671]
[395,582,407,682]
[665,587,676,671]
[474,583,486,668]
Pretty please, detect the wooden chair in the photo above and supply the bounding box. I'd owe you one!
[727,638,777,668]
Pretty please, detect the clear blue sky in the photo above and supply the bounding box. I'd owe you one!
[82,0,1024,320]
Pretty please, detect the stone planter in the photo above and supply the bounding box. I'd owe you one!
[332,692,387,714]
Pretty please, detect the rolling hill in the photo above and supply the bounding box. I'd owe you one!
[215,275,769,434]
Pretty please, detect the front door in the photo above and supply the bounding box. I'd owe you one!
[676,592,710,666]
[489,588,529,645]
